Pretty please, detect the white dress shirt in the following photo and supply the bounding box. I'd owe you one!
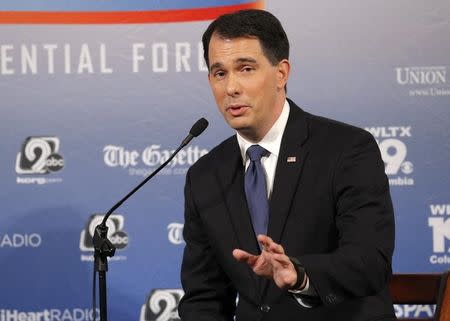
[237,100,289,198]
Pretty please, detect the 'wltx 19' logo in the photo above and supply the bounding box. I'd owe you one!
[79,214,129,262]
[365,126,414,186]
[428,204,450,265]
[140,289,184,321]
[16,136,64,174]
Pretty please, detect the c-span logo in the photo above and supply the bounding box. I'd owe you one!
[79,214,128,262]
[365,126,414,186]
[394,305,434,319]
[140,289,184,321]
[395,66,450,97]
[15,136,64,185]
[428,204,450,265]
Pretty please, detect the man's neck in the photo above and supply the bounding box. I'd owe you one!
[238,94,286,143]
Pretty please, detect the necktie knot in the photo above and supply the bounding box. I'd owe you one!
[246,145,269,162]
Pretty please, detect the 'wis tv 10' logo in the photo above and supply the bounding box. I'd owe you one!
[79,214,129,262]
[428,204,450,265]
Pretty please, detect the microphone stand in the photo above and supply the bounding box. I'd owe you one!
[92,119,208,321]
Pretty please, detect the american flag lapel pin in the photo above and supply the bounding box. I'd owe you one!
[287,156,296,163]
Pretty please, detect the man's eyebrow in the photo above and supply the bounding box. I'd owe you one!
[235,57,257,64]
[209,62,223,71]
[209,57,258,72]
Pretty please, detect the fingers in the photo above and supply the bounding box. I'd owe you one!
[257,234,285,254]
[233,248,273,277]
[234,237,297,289]
[270,253,298,289]
[270,253,293,268]
[232,249,258,265]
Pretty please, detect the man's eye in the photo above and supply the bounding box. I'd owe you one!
[242,66,253,72]
[214,71,225,78]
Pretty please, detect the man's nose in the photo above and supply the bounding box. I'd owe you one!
[226,74,242,96]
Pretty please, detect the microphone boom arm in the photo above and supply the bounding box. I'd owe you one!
[101,135,192,226]
[92,117,208,321]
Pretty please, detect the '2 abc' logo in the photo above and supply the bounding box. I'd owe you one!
[15,136,64,174]
[79,214,129,251]
[140,289,183,321]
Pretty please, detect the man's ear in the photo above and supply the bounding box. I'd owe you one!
[207,71,212,85]
[276,59,290,90]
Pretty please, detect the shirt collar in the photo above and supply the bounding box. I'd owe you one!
[237,99,290,164]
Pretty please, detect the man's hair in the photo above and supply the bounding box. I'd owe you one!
[202,9,290,68]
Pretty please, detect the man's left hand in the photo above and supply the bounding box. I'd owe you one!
[232,234,305,290]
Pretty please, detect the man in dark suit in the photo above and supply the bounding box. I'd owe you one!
[179,9,395,321]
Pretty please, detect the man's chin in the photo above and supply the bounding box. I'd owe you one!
[226,119,250,132]
[228,122,257,139]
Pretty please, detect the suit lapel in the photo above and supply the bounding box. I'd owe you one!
[259,100,310,301]
[267,100,309,244]
[215,137,260,255]
[239,100,307,301]
[214,137,261,296]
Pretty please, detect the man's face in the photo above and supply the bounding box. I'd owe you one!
[207,34,289,142]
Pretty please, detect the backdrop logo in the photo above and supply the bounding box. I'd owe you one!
[0,233,42,248]
[167,223,184,245]
[15,136,64,185]
[0,308,98,321]
[365,126,414,186]
[395,66,450,97]
[393,305,435,319]
[79,214,128,262]
[428,204,450,265]
[140,289,184,321]
[103,144,208,177]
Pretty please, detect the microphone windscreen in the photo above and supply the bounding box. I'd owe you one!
[190,118,209,137]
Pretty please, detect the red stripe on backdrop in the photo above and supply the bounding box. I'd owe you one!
[0,1,264,24]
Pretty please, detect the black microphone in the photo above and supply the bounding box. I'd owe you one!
[181,117,209,147]
[101,117,209,226]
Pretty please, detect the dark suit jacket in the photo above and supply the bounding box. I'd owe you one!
[179,99,396,321]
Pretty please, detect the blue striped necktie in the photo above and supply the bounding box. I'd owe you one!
[244,145,270,237]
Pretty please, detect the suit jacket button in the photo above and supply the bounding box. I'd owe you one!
[325,294,337,304]
[260,305,271,312]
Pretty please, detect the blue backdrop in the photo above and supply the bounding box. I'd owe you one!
[1,1,449,320]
